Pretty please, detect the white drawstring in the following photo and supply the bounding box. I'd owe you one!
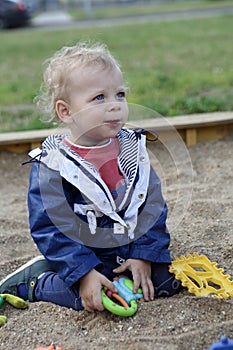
[86,210,97,235]
[128,231,135,240]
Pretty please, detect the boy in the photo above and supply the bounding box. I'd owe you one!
[0,42,181,312]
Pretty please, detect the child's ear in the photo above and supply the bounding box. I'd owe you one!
[56,100,72,124]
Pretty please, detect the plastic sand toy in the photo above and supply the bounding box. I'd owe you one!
[169,253,233,299]
[207,335,233,349]
[35,346,63,350]
[102,275,143,317]
[0,293,28,326]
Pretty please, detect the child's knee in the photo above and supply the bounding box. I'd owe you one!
[151,262,183,297]
[154,276,182,297]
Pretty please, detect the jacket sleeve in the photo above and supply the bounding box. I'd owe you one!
[28,161,102,287]
[129,166,171,264]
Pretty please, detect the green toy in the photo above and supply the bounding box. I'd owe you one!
[0,293,28,326]
[0,295,3,308]
[101,276,144,317]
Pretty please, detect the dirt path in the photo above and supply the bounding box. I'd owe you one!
[31,6,233,30]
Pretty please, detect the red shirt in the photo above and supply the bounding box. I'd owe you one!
[63,137,126,207]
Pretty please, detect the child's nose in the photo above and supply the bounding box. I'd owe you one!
[107,102,121,112]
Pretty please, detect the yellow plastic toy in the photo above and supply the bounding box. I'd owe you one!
[169,253,233,299]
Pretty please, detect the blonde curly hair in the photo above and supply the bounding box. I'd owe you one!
[34,41,121,122]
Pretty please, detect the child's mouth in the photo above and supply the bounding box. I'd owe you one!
[105,120,121,127]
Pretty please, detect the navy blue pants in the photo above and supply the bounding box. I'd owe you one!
[35,262,182,310]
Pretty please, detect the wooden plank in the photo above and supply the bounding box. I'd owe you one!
[0,112,232,152]
[162,112,233,129]
[127,112,233,130]
[0,129,52,145]
[196,125,230,144]
[0,143,31,153]
[186,128,197,146]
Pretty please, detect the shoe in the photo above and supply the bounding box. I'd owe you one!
[0,256,52,301]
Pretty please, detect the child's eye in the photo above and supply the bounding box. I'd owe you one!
[116,91,126,99]
[94,94,104,101]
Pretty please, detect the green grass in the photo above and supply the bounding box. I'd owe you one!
[0,13,233,132]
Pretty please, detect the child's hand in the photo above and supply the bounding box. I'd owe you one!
[113,259,154,301]
[80,269,117,312]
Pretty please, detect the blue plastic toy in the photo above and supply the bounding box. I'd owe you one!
[112,276,143,305]
[207,336,233,350]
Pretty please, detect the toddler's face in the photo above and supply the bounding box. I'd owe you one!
[66,65,128,146]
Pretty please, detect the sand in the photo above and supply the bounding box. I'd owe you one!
[0,136,232,350]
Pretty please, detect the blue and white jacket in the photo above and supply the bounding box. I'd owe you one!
[28,128,171,288]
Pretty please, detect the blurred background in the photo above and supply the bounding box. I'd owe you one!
[0,0,232,132]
